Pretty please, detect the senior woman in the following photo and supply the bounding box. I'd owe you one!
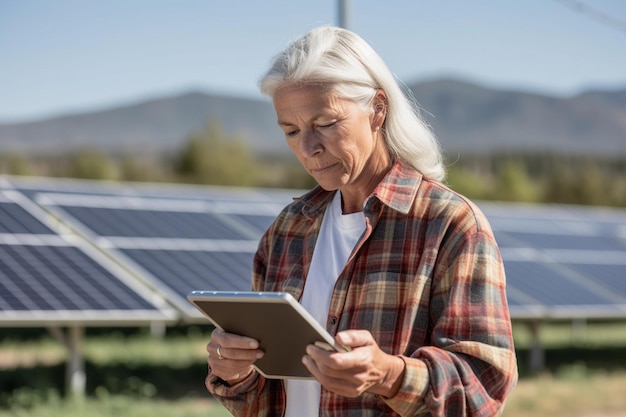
[205,26,517,417]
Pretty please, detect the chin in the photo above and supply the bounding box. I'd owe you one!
[315,180,341,191]
[317,184,338,191]
[313,173,347,192]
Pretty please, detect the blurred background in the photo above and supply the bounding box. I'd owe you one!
[1,1,625,416]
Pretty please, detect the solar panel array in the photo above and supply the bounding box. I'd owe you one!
[1,175,625,325]
[3,177,290,321]
[0,183,176,326]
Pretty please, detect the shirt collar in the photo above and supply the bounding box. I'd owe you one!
[369,158,423,214]
[295,159,423,218]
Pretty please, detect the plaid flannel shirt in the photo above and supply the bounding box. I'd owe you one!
[207,159,517,416]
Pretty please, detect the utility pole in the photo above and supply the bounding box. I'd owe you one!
[338,0,351,29]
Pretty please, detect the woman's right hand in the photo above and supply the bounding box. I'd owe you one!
[206,328,264,385]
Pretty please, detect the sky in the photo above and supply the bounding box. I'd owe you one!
[1,0,625,123]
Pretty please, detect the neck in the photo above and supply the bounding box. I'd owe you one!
[340,153,392,214]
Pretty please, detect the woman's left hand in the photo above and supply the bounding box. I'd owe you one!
[302,330,406,398]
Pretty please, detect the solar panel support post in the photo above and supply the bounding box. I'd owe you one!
[571,318,587,345]
[526,320,545,374]
[150,320,167,338]
[66,325,86,398]
[49,326,86,398]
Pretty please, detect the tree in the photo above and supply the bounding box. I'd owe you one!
[3,154,32,176]
[445,165,492,200]
[120,155,170,182]
[492,160,539,202]
[176,120,259,186]
[69,149,118,180]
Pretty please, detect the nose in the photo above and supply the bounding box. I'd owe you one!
[299,130,323,157]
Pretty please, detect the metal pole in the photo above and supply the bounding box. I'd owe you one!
[338,0,351,29]
[527,320,545,374]
[67,326,86,398]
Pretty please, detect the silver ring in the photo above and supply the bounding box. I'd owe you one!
[216,345,224,360]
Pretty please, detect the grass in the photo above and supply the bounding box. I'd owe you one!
[503,368,626,417]
[1,323,626,417]
[0,394,232,417]
[4,321,626,367]
[512,320,626,349]
[0,327,209,369]
[2,373,626,417]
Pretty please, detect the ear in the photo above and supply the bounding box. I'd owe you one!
[371,89,388,130]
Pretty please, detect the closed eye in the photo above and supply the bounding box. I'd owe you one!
[318,121,336,129]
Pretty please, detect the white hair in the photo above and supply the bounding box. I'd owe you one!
[259,26,446,182]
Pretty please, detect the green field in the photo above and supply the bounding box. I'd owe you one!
[1,322,625,417]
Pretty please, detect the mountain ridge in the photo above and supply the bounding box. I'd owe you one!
[1,78,624,156]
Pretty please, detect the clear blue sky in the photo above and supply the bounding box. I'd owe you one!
[1,0,625,123]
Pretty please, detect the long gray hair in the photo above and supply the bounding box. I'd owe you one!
[259,26,445,182]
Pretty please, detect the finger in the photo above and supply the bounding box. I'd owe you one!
[208,347,258,379]
[303,353,325,379]
[305,344,357,376]
[210,359,256,385]
[207,331,261,386]
[306,342,378,381]
[335,329,375,348]
[302,355,363,398]
[214,344,264,361]
[213,328,260,350]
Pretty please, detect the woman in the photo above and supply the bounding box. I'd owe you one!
[205,26,517,416]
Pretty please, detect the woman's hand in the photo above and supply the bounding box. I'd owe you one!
[302,330,405,398]
[206,328,264,386]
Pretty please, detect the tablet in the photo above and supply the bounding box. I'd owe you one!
[186,290,344,379]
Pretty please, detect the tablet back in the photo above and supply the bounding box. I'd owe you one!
[187,291,337,379]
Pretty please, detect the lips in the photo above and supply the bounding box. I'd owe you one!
[309,163,339,174]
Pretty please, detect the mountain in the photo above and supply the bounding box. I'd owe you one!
[0,92,285,156]
[409,79,626,155]
[1,79,625,157]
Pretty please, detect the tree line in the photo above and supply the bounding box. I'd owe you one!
[1,121,625,207]
[445,151,626,207]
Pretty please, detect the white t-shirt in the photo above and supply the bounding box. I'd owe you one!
[284,191,366,417]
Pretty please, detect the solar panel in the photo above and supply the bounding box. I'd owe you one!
[0,187,176,326]
[2,176,626,323]
[0,244,150,310]
[122,249,253,291]
[6,182,287,321]
[483,201,626,319]
[502,232,624,251]
[568,264,626,299]
[0,200,55,234]
[60,206,254,239]
[504,261,619,306]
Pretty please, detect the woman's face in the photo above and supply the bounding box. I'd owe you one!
[273,84,389,199]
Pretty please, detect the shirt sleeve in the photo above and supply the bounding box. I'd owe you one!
[384,225,518,417]
[205,370,285,417]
